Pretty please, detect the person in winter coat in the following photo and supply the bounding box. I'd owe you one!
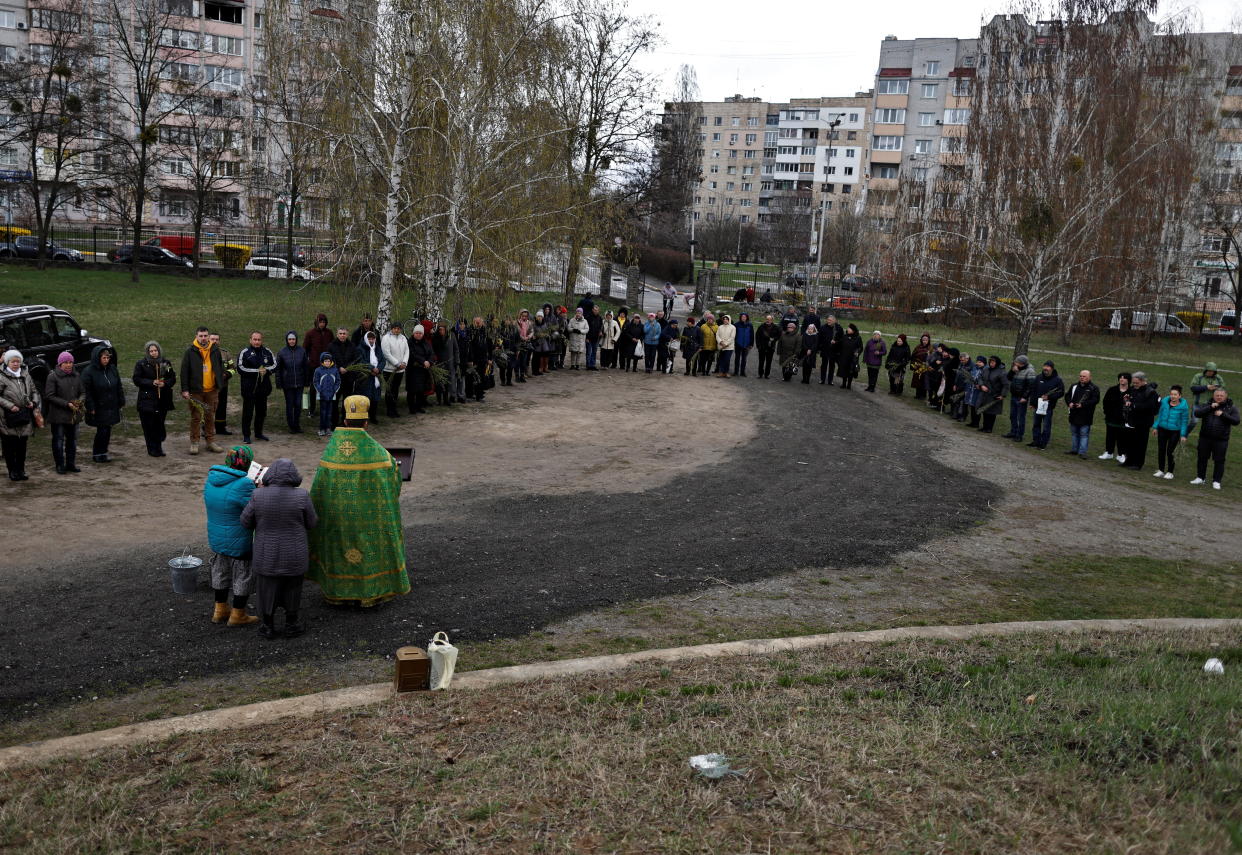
[641,312,662,373]
[132,341,176,457]
[532,310,553,375]
[1098,373,1131,461]
[44,352,83,473]
[554,306,570,369]
[302,313,333,417]
[237,332,275,445]
[1188,362,1226,433]
[934,347,959,413]
[349,313,376,347]
[755,314,780,379]
[1004,355,1037,441]
[818,315,842,385]
[203,445,259,627]
[465,317,493,401]
[0,347,39,482]
[356,329,387,419]
[950,353,976,422]
[681,317,702,376]
[180,327,225,455]
[274,331,309,433]
[1063,369,1100,458]
[733,313,754,377]
[964,355,987,426]
[911,333,932,400]
[328,327,359,418]
[715,314,737,377]
[585,305,603,371]
[1191,387,1239,488]
[1119,371,1160,470]
[515,309,535,379]
[209,332,235,437]
[862,330,887,393]
[1152,384,1190,479]
[380,322,409,418]
[837,324,862,389]
[406,324,435,411]
[777,322,801,382]
[885,334,911,395]
[780,306,799,330]
[1027,360,1064,449]
[241,457,318,639]
[451,320,470,400]
[599,310,620,370]
[799,324,820,384]
[976,356,1009,433]
[81,344,124,463]
[623,313,645,373]
[567,307,589,369]
[696,313,718,377]
[312,352,341,436]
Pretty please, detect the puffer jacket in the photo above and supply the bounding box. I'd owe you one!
[133,345,177,413]
[601,318,620,349]
[1153,396,1190,436]
[699,322,718,351]
[275,344,309,389]
[568,316,589,353]
[1030,370,1064,410]
[716,323,736,352]
[203,464,256,559]
[81,344,124,427]
[0,367,40,438]
[1194,398,1239,441]
[643,319,662,347]
[1008,363,1037,399]
[43,365,84,425]
[241,458,318,577]
[734,321,754,349]
[776,329,801,364]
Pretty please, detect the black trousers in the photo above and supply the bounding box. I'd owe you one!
[697,350,714,375]
[256,573,304,618]
[92,424,112,458]
[283,386,302,430]
[465,364,486,401]
[215,384,229,431]
[820,355,837,383]
[865,366,880,390]
[138,408,167,453]
[405,369,429,412]
[51,422,79,467]
[241,393,268,438]
[1156,428,1182,472]
[981,412,998,432]
[1104,425,1122,455]
[383,372,403,415]
[1123,427,1151,468]
[1197,438,1228,482]
[757,349,774,377]
[1,434,28,474]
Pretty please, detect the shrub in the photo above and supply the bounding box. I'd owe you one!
[213,243,252,269]
[632,245,691,284]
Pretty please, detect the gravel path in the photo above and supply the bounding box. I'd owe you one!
[0,372,995,721]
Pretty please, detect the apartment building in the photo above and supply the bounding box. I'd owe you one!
[692,95,769,229]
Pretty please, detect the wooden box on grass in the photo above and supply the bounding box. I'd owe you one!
[394,646,430,692]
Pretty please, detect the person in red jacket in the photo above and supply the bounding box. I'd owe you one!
[302,313,333,416]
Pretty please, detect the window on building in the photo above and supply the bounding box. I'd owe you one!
[159,194,188,217]
[711,132,720,141]
[876,108,905,124]
[744,133,756,144]
[953,77,972,96]
[761,164,773,174]
[253,11,262,27]
[163,0,195,15]
[726,181,735,190]
[726,165,736,174]
[1221,111,1242,129]
[873,135,903,151]
[760,180,773,190]
[0,45,15,63]
[207,35,244,56]
[921,83,938,98]
[205,64,243,89]
[1202,234,1227,252]
[925,60,940,75]
[845,148,856,158]
[742,166,754,175]
[825,165,836,175]
[161,157,191,175]
[871,165,896,179]
[0,9,16,28]
[205,2,242,22]
[29,44,54,65]
[692,211,700,220]
[963,55,976,68]
[842,184,851,194]
[161,29,199,49]
[161,61,199,82]
[764,131,777,145]
[709,164,719,173]
[1216,142,1242,161]
[801,145,815,155]
[699,116,707,125]
[877,79,908,95]
[213,160,241,177]
[918,112,934,126]
[713,116,722,125]
[943,108,969,124]
[912,167,929,182]
[777,146,797,155]
[843,166,854,175]
[31,8,81,30]
[708,181,717,189]
[778,128,799,138]
[740,214,750,222]
[941,136,964,153]
[849,112,859,122]
[712,150,720,158]
[914,139,931,154]
[1226,77,1242,96]
[847,131,857,140]
[724,197,733,206]
[731,117,739,126]
[0,146,17,167]
[693,195,701,204]
[747,116,759,126]
[705,213,715,221]
[698,133,706,142]
[799,162,814,173]
[744,149,756,159]
[741,182,751,191]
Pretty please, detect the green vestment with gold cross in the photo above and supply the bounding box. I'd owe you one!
[307,427,410,606]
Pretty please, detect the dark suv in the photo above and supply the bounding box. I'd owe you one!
[0,305,111,386]
[106,244,193,267]
[0,236,84,262]
[255,243,308,266]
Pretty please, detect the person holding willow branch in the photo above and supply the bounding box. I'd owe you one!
[381,321,409,419]
[180,326,226,455]
[133,342,176,458]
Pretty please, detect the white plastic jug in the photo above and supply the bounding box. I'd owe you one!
[428,632,459,690]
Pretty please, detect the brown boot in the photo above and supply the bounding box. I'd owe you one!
[212,602,231,623]
[227,608,260,626]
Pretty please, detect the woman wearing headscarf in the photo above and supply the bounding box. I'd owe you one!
[623,313,645,373]
[241,458,318,639]
[0,350,40,481]
[862,330,887,393]
[515,308,534,381]
[800,323,820,384]
[81,343,124,463]
[696,312,718,378]
[203,445,259,627]
[776,322,801,382]
[532,309,554,376]
[910,333,932,400]
[357,328,387,420]
[600,310,620,370]
[567,307,589,369]
[715,314,736,377]
[44,352,83,472]
[837,323,863,389]
[733,312,754,377]
[274,331,308,433]
[132,341,177,457]
[976,356,1009,433]
[885,334,910,395]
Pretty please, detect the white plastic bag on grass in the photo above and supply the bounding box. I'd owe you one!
[428,632,459,690]
[1204,658,1225,675]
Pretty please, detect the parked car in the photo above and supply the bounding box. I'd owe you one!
[106,244,193,267]
[144,235,197,260]
[1108,310,1190,334]
[830,295,865,312]
[917,296,997,316]
[1216,313,1236,335]
[245,256,314,281]
[0,304,110,386]
[0,236,83,262]
[255,243,308,266]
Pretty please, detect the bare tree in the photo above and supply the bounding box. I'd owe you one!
[821,203,867,291]
[1200,171,1242,341]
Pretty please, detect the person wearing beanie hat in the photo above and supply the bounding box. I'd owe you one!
[976,355,1009,433]
[862,330,887,392]
[307,394,410,607]
[202,443,259,626]
[1004,354,1038,441]
[312,351,341,436]
[1027,359,1064,449]
[44,351,84,473]
[275,330,309,434]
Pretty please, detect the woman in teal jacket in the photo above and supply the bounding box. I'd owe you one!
[203,445,260,626]
[1152,384,1190,479]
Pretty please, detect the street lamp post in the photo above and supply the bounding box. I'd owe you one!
[812,116,842,306]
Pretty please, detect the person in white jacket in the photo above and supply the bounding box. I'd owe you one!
[567,307,590,369]
[600,311,620,369]
[380,322,409,418]
[715,314,737,377]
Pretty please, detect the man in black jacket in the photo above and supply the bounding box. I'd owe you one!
[406,325,436,413]
[1063,369,1100,458]
[180,326,226,455]
[1120,370,1160,470]
[327,327,358,425]
[237,331,276,444]
[755,314,780,379]
[818,314,842,385]
[464,317,492,402]
[1191,388,1239,488]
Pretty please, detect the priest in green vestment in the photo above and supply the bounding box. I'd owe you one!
[307,394,410,606]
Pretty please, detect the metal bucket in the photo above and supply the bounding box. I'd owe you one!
[168,555,203,594]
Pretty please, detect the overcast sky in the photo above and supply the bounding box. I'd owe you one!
[626,0,1240,103]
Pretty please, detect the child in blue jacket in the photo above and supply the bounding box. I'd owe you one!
[312,352,341,436]
[1152,384,1190,478]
